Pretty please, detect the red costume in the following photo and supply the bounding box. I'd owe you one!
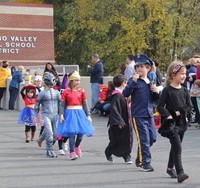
[61,88,86,106]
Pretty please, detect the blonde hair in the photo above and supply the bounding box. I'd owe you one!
[165,60,186,86]
[17,66,25,72]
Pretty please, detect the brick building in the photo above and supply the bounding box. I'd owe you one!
[0,2,54,66]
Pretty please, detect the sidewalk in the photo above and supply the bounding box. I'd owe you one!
[0,110,200,188]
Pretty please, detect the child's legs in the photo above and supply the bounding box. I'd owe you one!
[105,126,119,156]
[39,126,44,136]
[30,126,36,140]
[31,126,36,133]
[133,117,151,165]
[58,139,63,150]
[43,115,54,151]
[168,129,185,175]
[25,125,31,141]
[147,117,157,146]
[103,103,110,114]
[75,134,83,148]
[25,125,31,132]
[69,136,75,153]
[52,115,58,144]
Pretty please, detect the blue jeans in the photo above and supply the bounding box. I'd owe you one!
[91,83,100,108]
[9,87,19,110]
[69,134,83,153]
[103,103,110,113]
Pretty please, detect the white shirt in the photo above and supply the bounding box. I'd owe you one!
[124,61,135,80]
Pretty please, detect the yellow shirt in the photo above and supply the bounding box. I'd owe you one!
[0,67,11,87]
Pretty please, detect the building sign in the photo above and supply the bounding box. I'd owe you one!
[0,2,54,66]
[0,35,37,54]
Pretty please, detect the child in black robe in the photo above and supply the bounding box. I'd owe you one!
[105,74,133,164]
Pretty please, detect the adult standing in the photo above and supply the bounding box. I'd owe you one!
[0,60,11,110]
[8,66,24,110]
[124,54,135,80]
[44,62,61,90]
[88,54,104,112]
[154,60,162,86]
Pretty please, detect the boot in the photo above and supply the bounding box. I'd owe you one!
[25,132,30,143]
[31,131,36,141]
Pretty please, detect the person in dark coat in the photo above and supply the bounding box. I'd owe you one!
[105,74,133,164]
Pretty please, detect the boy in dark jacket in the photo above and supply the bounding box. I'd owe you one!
[123,54,160,172]
[105,74,133,164]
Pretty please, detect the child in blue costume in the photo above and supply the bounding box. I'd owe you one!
[123,54,160,172]
[57,70,95,160]
[18,85,37,143]
[35,72,61,158]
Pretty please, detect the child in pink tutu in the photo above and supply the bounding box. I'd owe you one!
[18,85,37,143]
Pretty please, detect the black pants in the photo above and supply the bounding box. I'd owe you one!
[25,125,36,132]
[168,128,185,175]
[0,88,6,107]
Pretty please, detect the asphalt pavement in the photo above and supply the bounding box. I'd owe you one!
[0,110,200,188]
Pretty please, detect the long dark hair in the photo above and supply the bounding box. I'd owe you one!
[44,62,57,75]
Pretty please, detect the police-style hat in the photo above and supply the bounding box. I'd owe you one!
[134,54,154,67]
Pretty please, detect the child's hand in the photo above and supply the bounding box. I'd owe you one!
[151,85,159,94]
[175,111,180,116]
[60,115,64,123]
[167,115,173,119]
[118,125,124,129]
[88,116,92,122]
[132,73,140,82]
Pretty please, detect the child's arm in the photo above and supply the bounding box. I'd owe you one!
[34,93,42,115]
[122,77,137,97]
[82,100,92,122]
[20,86,26,98]
[59,100,65,123]
[191,89,200,96]
[157,88,172,119]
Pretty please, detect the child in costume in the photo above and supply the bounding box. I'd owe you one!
[105,74,133,164]
[18,85,37,143]
[57,73,69,155]
[34,75,45,147]
[93,81,115,116]
[35,72,61,158]
[158,61,192,183]
[123,54,160,172]
[57,70,95,160]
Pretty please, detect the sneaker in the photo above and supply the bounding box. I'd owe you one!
[69,152,78,160]
[91,109,99,115]
[25,140,29,143]
[166,168,177,178]
[47,150,58,158]
[135,159,141,167]
[62,142,68,152]
[178,173,189,183]
[124,155,133,164]
[59,149,65,155]
[75,146,82,157]
[141,163,154,172]
[105,154,113,162]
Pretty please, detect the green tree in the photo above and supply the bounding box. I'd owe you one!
[13,0,200,74]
